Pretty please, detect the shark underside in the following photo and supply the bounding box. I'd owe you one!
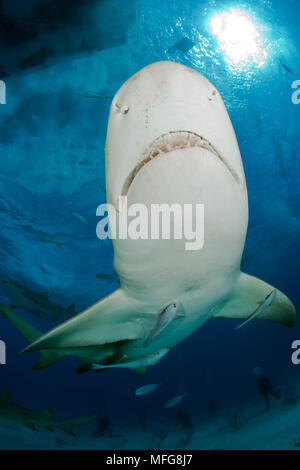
[0,61,296,376]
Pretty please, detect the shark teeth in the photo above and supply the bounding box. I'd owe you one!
[122,131,222,195]
[145,131,210,160]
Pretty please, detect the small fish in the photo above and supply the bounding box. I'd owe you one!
[92,349,169,371]
[164,393,187,409]
[99,183,106,193]
[235,289,277,330]
[72,211,89,227]
[168,37,195,54]
[282,63,294,74]
[135,383,162,396]
[96,273,117,284]
[37,234,63,249]
[80,92,112,99]
[145,302,185,344]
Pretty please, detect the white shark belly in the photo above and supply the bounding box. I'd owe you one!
[9,61,295,373]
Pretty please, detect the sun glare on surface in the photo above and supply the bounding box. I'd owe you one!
[210,8,267,67]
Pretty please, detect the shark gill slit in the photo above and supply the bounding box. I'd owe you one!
[121,131,241,197]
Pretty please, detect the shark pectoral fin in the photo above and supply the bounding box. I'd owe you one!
[133,366,147,378]
[22,289,145,353]
[212,273,296,328]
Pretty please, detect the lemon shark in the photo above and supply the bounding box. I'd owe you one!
[1,61,296,376]
[0,389,96,435]
[0,275,76,322]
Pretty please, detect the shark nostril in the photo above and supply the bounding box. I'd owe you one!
[121,105,129,114]
[114,102,129,115]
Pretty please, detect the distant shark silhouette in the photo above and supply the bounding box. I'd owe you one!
[0,61,296,377]
[0,275,76,322]
[0,389,96,435]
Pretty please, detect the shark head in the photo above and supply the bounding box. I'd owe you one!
[105,60,246,209]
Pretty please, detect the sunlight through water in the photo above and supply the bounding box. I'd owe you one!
[210,8,268,69]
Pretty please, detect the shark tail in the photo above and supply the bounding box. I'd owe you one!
[212,273,296,327]
[0,304,60,369]
[59,414,97,436]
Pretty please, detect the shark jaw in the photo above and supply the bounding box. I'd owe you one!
[122,130,241,196]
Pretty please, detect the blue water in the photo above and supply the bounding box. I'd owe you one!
[0,0,299,449]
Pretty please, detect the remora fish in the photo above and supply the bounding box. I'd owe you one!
[96,273,117,284]
[135,383,162,396]
[0,390,96,435]
[234,289,277,330]
[164,393,187,409]
[145,302,185,344]
[1,62,296,376]
[92,349,169,374]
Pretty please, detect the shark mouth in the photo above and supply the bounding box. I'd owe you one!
[122,131,240,195]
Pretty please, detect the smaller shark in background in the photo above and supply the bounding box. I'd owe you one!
[0,390,96,435]
[37,233,63,249]
[0,276,76,322]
